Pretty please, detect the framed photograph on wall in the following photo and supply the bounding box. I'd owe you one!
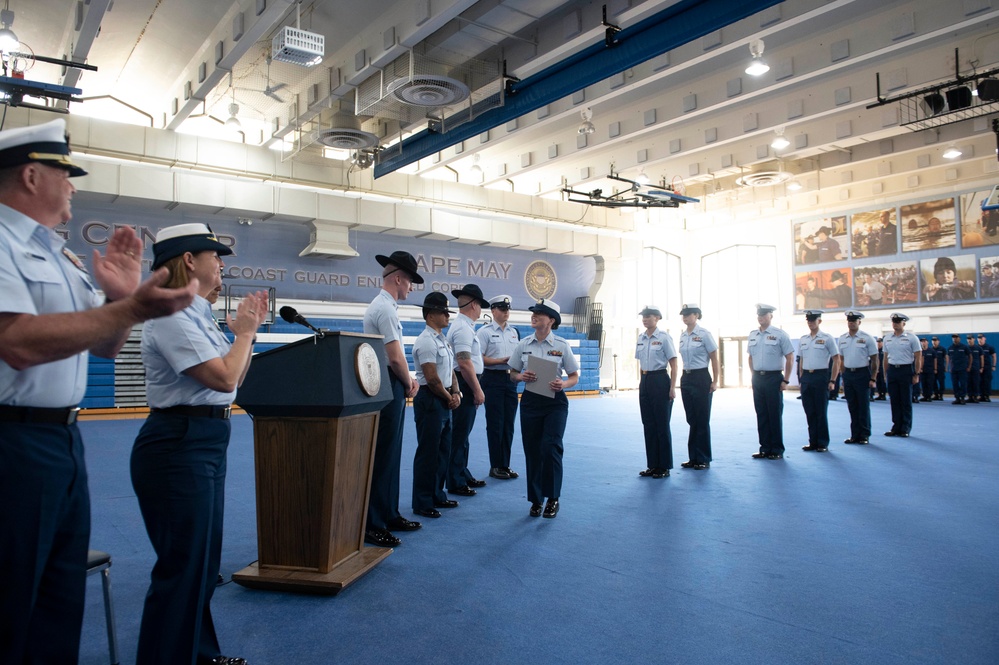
[851,208,897,259]
[920,254,976,303]
[795,267,853,312]
[901,198,956,252]
[852,261,918,308]
[959,190,999,248]
[980,255,999,299]
[793,216,848,265]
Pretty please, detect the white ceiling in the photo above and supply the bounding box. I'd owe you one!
[6,0,999,224]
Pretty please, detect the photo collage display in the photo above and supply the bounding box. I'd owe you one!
[792,188,999,313]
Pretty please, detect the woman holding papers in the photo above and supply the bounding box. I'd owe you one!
[508,299,579,519]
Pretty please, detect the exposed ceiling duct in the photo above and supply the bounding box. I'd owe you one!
[299,221,359,259]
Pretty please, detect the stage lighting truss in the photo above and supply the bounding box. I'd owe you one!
[867,48,999,132]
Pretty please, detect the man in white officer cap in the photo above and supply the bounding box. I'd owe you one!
[838,310,879,444]
[0,119,197,663]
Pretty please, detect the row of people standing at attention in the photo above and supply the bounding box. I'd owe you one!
[917,334,996,404]
[634,304,719,478]
[0,121,257,665]
[362,250,580,547]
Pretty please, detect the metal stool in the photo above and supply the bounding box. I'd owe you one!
[86,549,120,665]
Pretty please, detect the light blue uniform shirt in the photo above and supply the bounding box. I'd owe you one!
[798,331,840,370]
[883,331,920,365]
[142,296,234,408]
[363,289,404,350]
[447,312,483,374]
[476,321,519,371]
[635,328,677,371]
[509,333,580,377]
[747,326,794,371]
[0,205,103,406]
[413,326,455,386]
[838,330,878,368]
[678,325,718,370]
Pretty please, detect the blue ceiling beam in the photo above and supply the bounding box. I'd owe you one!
[375,0,784,178]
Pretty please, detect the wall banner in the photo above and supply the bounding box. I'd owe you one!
[60,203,597,309]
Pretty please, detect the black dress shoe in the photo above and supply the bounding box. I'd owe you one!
[765,453,784,459]
[802,445,828,452]
[434,498,459,508]
[414,508,442,519]
[542,499,559,518]
[896,432,909,438]
[652,468,670,478]
[844,438,869,444]
[752,452,768,459]
[387,516,422,531]
[489,467,511,479]
[467,477,487,488]
[364,528,401,547]
[450,486,477,497]
[691,462,710,470]
[884,431,898,436]
[680,461,695,469]
[208,657,248,665]
[504,468,519,479]
[529,502,543,517]
[639,468,655,477]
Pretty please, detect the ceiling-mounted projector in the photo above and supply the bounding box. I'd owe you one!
[272,26,324,67]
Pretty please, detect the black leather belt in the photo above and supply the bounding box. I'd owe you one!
[802,369,828,374]
[0,405,80,425]
[756,370,782,375]
[683,368,708,374]
[641,369,668,375]
[889,363,910,368]
[843,367,868,372]
[484,368,511,373]
[152,405,232,419]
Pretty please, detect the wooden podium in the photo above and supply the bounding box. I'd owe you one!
[231,332,393,594]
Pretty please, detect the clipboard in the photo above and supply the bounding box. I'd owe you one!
[525,355,559,399]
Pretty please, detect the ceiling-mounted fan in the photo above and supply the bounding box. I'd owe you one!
[236,56,287,103]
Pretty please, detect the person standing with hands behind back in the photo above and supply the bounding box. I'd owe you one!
[881,312,921,437]
[0,119,197,665]
[131,223,268,665]
[509,299,579,519]
[634,306,677,478]
[678,304,719,470]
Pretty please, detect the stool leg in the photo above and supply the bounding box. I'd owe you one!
[100,567,120,665]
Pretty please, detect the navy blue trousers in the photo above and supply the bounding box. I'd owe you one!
[638,370,673,469]
[131,412,230,665]
[680,368,713,464]
[368,373,406,530]
[951,369,968,400]
[800,369,831,446]
[520,390,568,504]
[919,371,935,400]
[0,422,89,665]
[480,369,519,469]
[842,369,872,440]
[412,387,451,511]
[886,364,915,434]
[934,371,946,398]
[446,374,478,490]
[969,367,981,398]
[751,371,785,454]
[982,367,993,399]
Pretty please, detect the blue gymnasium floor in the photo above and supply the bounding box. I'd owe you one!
[79,390,998,665]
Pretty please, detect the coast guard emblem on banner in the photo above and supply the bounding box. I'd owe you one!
[524,260,557,300]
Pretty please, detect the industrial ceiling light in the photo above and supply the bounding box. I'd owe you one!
[0,1,18,53]
[224,103,241,130]
[945,85,973,111]
[786,179,802,191]
[942,146,962,159]
[635,168,650,185]
[351,150,375,169]
[977,78,999,102]
[578,107,595,135]
[771,128,790,150]
[745,39,769,76]
[469,153,484,182]
[920,92,946,117]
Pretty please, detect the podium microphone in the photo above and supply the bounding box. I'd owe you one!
[279,306,325,337]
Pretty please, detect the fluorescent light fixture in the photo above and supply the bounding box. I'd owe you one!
[322,146,352,160]
[942,147,962,159]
